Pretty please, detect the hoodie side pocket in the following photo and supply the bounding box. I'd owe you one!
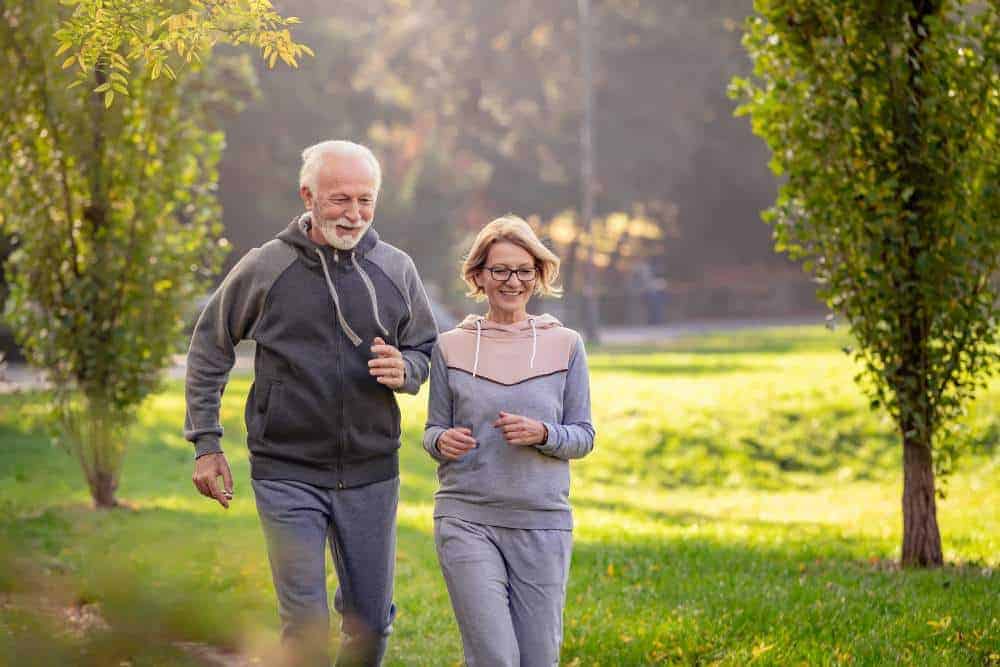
[259,380,281,443]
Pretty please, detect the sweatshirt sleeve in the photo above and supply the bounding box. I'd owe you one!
[184,247,277,458]
[422,342,451,463]
[396,256,438,395]
[535,335,596,460]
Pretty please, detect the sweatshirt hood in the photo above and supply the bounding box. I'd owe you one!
[456,313,562,335]
[453,313,563,379]
[276,212,380,267]
[274,212,387,347]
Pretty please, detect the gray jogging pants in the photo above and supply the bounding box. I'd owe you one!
[434,516,572,667]
[252,476,399,667]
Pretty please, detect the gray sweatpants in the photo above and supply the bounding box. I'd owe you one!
[434,516,573,667]
[252,477,399,667]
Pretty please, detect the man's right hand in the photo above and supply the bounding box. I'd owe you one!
[437,427,477,460]
[192,452,234,509]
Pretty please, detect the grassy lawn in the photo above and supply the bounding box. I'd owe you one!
[0,325,997,665]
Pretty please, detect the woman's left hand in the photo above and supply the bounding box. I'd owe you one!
[493,411,547,446]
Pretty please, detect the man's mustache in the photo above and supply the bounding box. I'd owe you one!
[321,217,367,229]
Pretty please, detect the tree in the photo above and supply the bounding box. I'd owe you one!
[731,1,999,566]
[0,0,308,507]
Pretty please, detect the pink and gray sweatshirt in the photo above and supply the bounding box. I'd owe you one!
[422,314,595,530]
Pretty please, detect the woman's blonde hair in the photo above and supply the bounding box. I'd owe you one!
[461,215,562,299]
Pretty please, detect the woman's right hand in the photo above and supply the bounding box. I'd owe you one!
[437,427,477,460]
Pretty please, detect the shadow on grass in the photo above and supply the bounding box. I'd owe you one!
[1,435,996,665]
[583,419,900,491]
[560,531,998,665]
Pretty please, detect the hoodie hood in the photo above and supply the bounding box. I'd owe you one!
[274,212,387,347]
[439,313,578,385]
[456,313,562,334]
[276,212,380,268]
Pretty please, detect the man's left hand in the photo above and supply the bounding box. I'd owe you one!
[493,411,547,446]
[369,336,406,389]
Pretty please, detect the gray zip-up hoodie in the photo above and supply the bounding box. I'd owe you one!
[423,314,595,529]
[185,214,437,488]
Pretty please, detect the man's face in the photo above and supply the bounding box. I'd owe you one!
[300,154,378,250]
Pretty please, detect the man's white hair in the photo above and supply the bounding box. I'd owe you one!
[299,140,382,195]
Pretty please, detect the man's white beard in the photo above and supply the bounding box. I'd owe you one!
[313,214,371,250]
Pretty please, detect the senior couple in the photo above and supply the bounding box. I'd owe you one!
[184,140,595,666]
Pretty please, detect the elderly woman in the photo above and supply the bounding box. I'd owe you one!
[423,215,595,666]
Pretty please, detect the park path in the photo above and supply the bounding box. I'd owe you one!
[0,315,823,393]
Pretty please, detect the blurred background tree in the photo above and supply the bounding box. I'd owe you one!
[731,0,999,566]
[216,0,795,323]
[0,0,309,507]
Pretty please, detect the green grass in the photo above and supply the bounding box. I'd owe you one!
[0,325,997,665]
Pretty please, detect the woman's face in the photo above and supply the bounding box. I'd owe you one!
[476,241,537,321]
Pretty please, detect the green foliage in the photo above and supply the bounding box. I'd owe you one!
[730,2,999,482]
[53,0,312,106]
[0,0,295,504]
[1,328,997,663]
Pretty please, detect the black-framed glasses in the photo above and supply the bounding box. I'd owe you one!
[486,266,537,282]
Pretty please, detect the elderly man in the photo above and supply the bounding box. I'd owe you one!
[184,140,437,665]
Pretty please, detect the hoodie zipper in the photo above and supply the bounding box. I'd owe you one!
[333,250,345,488]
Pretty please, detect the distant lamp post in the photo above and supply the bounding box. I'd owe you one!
[578,0,600,343]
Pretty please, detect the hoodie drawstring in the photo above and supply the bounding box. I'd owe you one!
[351,251,389,338]
[316,249,363,347]
[472,319,482,379]
[529,317,537,369]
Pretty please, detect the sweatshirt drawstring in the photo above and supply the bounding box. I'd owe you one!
[529,317,537,369]
[472,319,482,378]
[316,249,363,347]
[351,251,389,338]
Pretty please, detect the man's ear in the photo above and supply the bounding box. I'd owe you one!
[299,185,313,210]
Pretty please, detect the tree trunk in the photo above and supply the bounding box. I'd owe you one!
[901,435,943,567]
[91,470,118,508]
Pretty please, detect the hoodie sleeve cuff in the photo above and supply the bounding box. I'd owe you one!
[194,435,224,459]
[423,426,449,462]
[396,355,422,395]
[534,423,560,457]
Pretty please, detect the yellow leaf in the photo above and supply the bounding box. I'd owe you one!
[62,55,77,69]
[751,642,774,658]
[927,616,952,630]
[268,50,278,68]
[606,563,614,577]
[104,90,115,108]
[55,41,72,57]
